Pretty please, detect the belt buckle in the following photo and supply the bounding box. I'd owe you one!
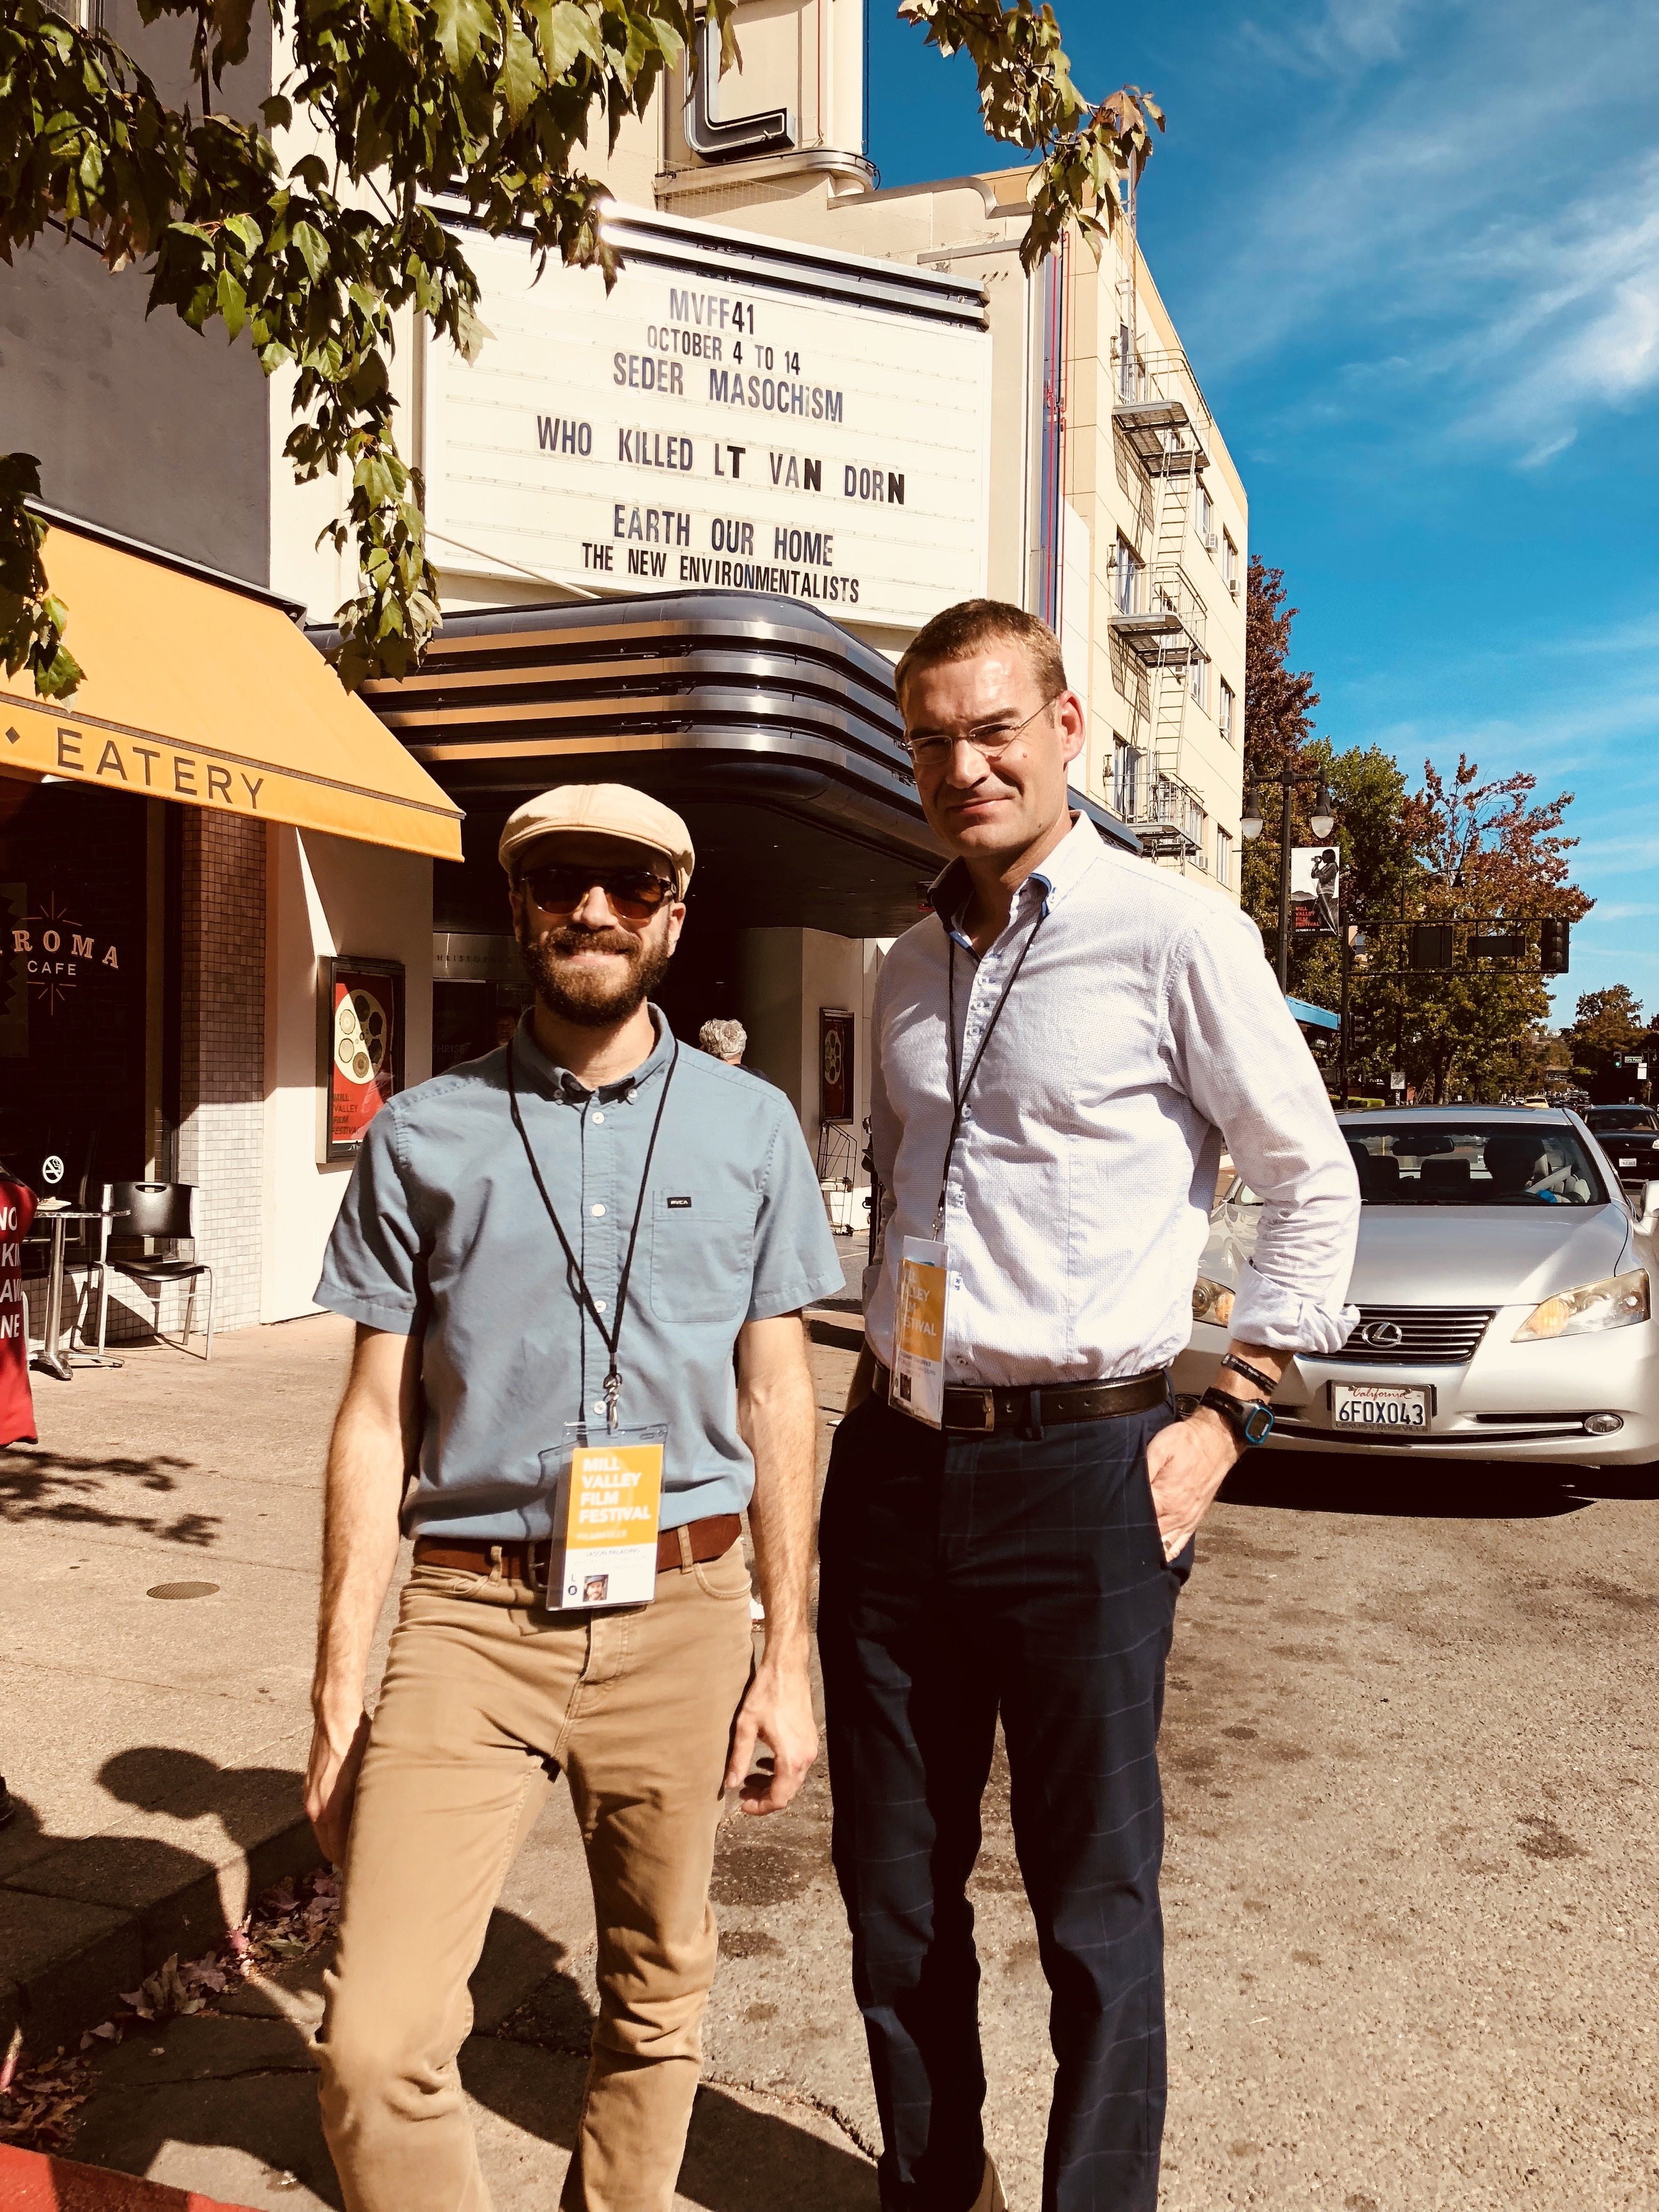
[950,1387,996,1433]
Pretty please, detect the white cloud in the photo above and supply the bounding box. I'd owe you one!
[1240,0,1425,77]
[1192,0,1659,461]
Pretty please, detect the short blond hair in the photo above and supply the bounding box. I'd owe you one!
[894,599,1068,716]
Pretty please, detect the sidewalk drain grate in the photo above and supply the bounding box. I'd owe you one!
[146,1581,221,1600]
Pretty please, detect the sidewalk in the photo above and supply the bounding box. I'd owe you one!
[2,1317,360,2056]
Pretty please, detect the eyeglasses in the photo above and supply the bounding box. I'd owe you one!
[518,865,677,923]
[904,693,1062,772]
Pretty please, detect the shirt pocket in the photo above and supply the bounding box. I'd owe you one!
[649,1191,759,1324]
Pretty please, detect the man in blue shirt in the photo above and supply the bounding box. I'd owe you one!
[304,783,844,2212]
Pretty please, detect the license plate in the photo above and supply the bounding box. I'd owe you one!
[1331,1383,1430,1430]
[1620,1158,1638,1169]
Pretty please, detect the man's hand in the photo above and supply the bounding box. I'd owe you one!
[724,1655,819,1816]
[1146,1409,1239,1559]
[1147,1339,1288,1557]
[304,1708,371,1866]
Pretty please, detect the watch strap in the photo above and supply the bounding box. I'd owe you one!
[1220,1352,1278,1396]
[1199,1386,1276,1448]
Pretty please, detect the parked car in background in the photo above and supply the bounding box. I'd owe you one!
[1582,1104,1659,1193]
[1176,1107,1659,1465]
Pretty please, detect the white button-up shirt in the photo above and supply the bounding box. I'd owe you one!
[865,815,1360,1384]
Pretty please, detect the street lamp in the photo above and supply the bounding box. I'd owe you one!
[1240,768,1336,988]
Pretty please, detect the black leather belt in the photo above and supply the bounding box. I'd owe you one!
[872,1360,1169,1433]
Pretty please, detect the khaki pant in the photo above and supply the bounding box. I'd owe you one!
[317,1544,755,2212]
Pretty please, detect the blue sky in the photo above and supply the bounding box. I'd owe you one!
[868,0,1659,1026]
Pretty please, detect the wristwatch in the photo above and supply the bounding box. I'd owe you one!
[1199,1386,1276,1448]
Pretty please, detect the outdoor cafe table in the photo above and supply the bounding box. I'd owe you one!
[29,1203,127,1383]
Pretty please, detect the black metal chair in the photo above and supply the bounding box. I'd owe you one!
[82,1182,216,1362]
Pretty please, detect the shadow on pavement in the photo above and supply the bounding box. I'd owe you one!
[1220,1447,1659,1520]
[0,1443,218,1544]
[71,1906,876,2211]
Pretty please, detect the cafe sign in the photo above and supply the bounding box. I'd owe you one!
[7,887,120,1017]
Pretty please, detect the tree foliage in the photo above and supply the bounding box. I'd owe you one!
[0,0,1160,696]
[1242,554,1592,1103]
[1568,985,1648,1093]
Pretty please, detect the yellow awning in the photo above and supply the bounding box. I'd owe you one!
[1,523,463,861]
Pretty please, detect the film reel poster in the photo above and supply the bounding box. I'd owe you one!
[325,958,405,1159]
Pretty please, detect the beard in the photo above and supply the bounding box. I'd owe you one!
[518,920,674,1028]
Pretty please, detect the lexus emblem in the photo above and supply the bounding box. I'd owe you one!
[1358,1319,1404,1348]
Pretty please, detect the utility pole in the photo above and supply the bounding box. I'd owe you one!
[1241,766,1336,993]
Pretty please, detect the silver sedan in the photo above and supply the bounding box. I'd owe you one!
[1173,1106,1659,1465]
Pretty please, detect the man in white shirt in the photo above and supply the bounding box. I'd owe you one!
[819,600,1359,2212]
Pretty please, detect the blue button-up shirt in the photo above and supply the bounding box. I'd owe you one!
[315,1009,843,1540]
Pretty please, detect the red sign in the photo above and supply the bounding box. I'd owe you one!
[1,1178,38,1446]
[325,960,405,1159]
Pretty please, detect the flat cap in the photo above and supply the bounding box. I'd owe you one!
[498,783,695,895]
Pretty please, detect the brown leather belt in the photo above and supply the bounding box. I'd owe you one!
[873,1361,1169,1433]
[413,1512,742,1586]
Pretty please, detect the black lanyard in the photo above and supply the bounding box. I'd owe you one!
[505,1030,679,1432]
[936,898,1048,1234]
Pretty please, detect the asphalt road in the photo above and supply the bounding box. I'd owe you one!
[52,1338,1659,2209]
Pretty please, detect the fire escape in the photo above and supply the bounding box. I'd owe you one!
[1107,331,1214,865]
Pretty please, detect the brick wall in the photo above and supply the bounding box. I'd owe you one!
[102,811,267,1345]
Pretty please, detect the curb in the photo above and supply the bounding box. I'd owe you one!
[0,2145,256,2209]
[2,1815,323,2061]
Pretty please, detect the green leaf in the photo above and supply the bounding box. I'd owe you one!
[496,19,545,123]
[259,93,293,132]
[216,266,247,338]
[433,0,495,76]
[290,219,329,279]
[532,0,606,73]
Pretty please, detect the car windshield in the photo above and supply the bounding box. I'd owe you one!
[1341,1121,1607,1205]
[1589,1109,1658,1132]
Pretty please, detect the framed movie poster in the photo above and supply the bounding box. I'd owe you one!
[820,1007,854,1124]
[322,957,405,1162]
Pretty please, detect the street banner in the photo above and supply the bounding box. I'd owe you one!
[1291,847,1341,935]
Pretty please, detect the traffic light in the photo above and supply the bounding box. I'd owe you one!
[1409,924,1453,973]
[1541,917,1571,975]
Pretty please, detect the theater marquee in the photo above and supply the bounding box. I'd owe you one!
[424,205,992,630]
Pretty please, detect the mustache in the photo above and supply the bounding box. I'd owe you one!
[535,923,644,962]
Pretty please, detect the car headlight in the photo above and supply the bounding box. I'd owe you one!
[1192,1276,1235,1327]
[1514,1268,1649,1341]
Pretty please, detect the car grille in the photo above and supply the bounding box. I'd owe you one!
[1335,1306,1496,1365]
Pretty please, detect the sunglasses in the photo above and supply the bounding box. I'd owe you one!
[518,864,678,924]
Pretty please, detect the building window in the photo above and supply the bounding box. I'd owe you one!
[1113,737,1141,820]
[1186,795,1206,854]
[1116,326,1144,402]
[1216,826,1233,888]
[1113,538,1143,616]
[1222,531,1238,596]
[1219,677,1235,745]
[44,0,101,22]
[1197,483,1217,552]
[1188,654,1207,709]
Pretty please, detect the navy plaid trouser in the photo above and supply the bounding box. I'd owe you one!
[817,1389,1191,2212]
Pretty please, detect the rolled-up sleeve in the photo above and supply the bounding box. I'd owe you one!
[1167,910,1360,1354]
[746,1101,846,1321]
[314,1105,424,1334]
